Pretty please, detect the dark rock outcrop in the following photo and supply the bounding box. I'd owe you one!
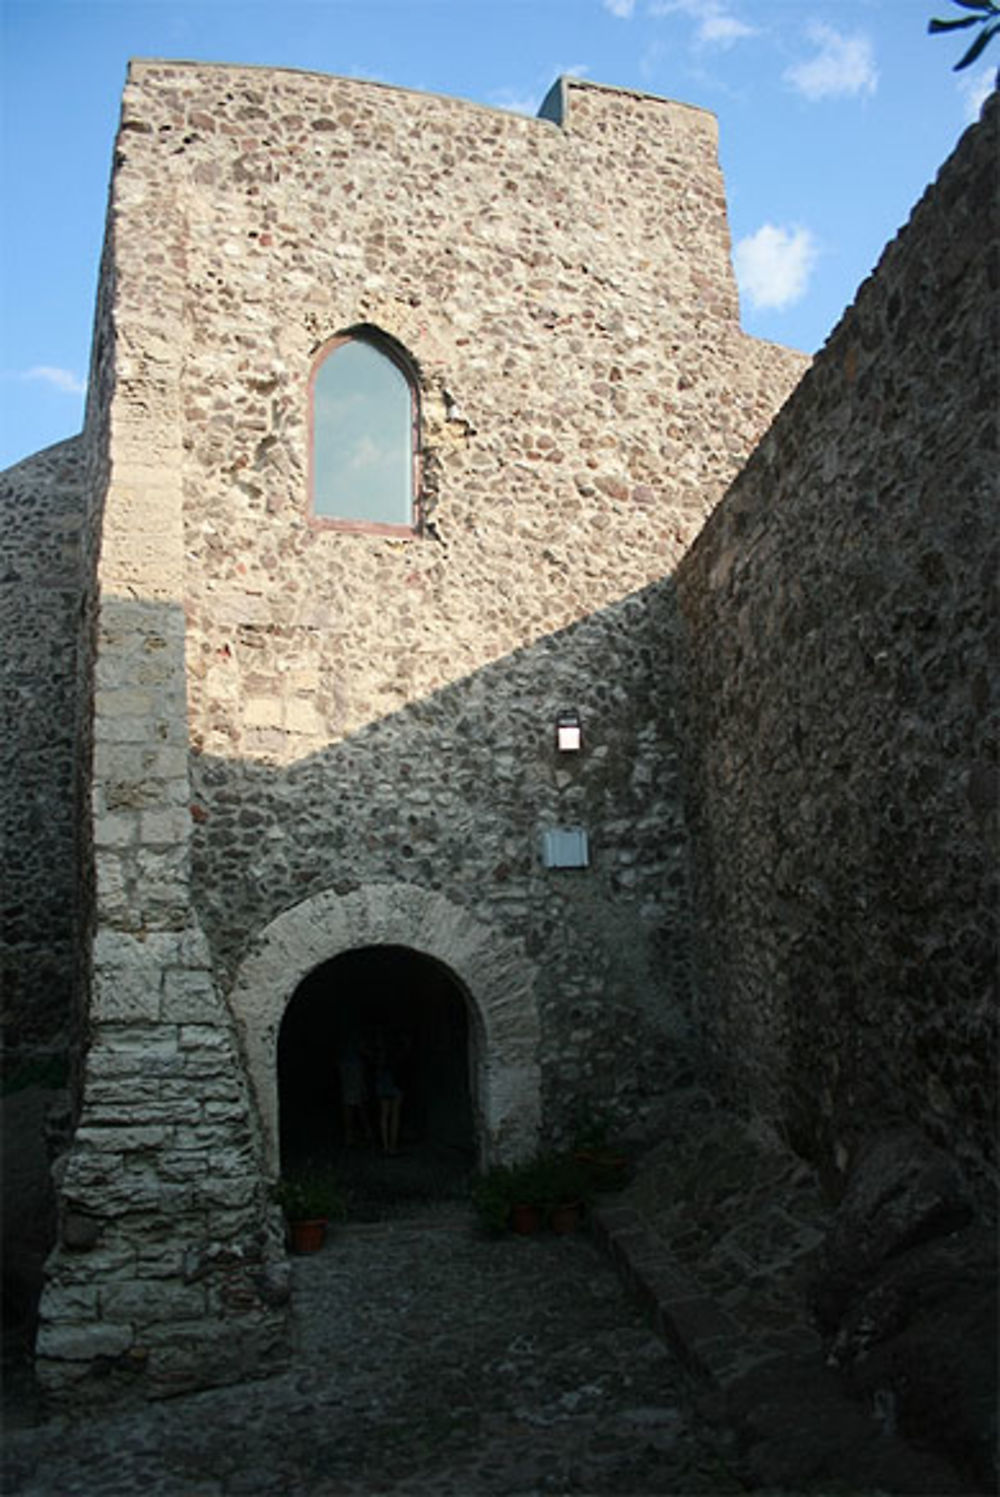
[726,1353,966,1495]
[811,1129,997,1493]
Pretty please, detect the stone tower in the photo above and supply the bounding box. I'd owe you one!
[19,61,803,1395]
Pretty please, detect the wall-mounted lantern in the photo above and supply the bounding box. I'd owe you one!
[556,710,583,753]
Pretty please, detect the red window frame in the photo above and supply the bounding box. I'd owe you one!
[307,327,422,537]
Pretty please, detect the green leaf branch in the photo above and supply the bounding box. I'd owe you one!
[929,0,1000,80]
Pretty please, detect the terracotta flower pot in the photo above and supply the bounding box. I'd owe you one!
[289,1218,327,1253]
[549,1200,584,1235]
[510,1203,543,1235]
[573,1148,628,1192]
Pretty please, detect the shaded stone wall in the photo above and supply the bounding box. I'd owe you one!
[1,438,88,1070]
[1,437,90,1359]
[1,219,117,1083]
[676,98,998,1199]
[1,225,115,1363]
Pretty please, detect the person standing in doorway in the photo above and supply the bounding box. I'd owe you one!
[338,1035,372,1146]
[375,1034,403,1156]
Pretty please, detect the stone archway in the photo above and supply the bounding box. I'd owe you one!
[277,944,477,1171]
[228,884,541,1173]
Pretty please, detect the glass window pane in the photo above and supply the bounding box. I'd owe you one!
[313,340,413,525]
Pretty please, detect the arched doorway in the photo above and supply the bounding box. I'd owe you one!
[277,946,476,1193]
[229,883,542,1173]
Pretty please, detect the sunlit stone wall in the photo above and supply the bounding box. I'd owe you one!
[117,61,800,1121]
[33,60,805,1397]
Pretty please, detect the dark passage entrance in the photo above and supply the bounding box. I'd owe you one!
[277,946,476,1215]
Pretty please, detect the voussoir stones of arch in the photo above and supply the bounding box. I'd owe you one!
[227,883,542,1171]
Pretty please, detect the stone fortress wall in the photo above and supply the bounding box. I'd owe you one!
[2,439,90,1068]
[2,220,116,1084]
[0,59,994,1400]
[676,95,998,1202]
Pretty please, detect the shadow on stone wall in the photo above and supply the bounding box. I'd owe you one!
[187,574,693,1146]
[28,578,693,1401]
[1,437,90,1069]
[1,437,93,1386]
[675,98,998,1204]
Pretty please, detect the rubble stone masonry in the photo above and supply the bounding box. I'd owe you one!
[14,62,805,1395]
[2,437,89,1064]
[7,61,993,1404]
[676,96,998,1202]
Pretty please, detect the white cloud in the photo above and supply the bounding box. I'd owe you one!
[602,0,635,17]
[958,65,995,123]
[348,434,382,472]
[22,365,86,396]
[697,10,755,47]
[734,224,819,311]
[648,0,757,48]
[785,23,878,101]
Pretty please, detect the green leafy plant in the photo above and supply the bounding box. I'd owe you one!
[509,1152,590,1208]
[533,1151,591,1208]
[507,1155,555,1210]
[271,1168,346,1223]
[471,1150,594,1230]
[574,1146,630,1194]
[470,1164,516,1233]
[929,0,1000,82]
[571,1107,612,1153]
[571,1110,630,1192]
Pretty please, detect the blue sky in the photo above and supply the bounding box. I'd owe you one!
[0,0,993,471]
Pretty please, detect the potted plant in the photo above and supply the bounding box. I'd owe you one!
[470,1164,516,1234]
[572,1112,630,1193]
[272,1168,346,1253]
[510,1152,593,1234]
[471,1160,546,1235]
[536,1152,591,1234]
[471,1151,595,1236]
[508,1157,548,1235]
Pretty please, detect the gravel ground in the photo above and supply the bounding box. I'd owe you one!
[1,1207,744,1496]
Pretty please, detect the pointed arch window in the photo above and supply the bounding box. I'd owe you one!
[309,329,420,534]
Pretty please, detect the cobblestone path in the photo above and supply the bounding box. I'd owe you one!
[2,1208,743,1496]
